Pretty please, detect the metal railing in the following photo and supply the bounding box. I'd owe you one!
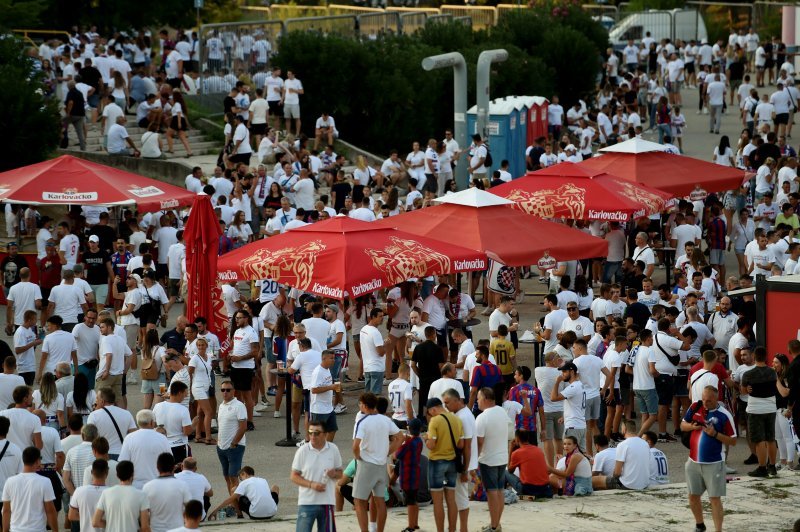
[270,4,331,20]
[12,29,71,47]
[440,5,497,29]
[284,14,358,38]
[357,11,402,38]
[398,11,428,34]
[197,20,285,81]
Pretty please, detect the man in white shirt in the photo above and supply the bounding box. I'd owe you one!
[281,69,304,136]
[1,446,58,532]
[68,458,108,532]
[572,339,609,455]
[653,319,691,441]
[153,381,193,462]
[292,170,316,211]
[0,386,43,450]
[535,353,565,467]
[706,71,726,133]
[540,294,567,354]
[550,361,586,445]
[86,388,136,458]
[591,420,652,491]
[38,315,78,383]
[631,232,656,278]
[475,387,510,531]
[95,318,131,405]
[175,458,213,520]
[230,310,260,430]
[142,451,192,531]
[47,269,88,329]
[118,409,172,489]
[5,267,41,333]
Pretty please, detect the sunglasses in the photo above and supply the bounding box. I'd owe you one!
[567,307,578,311]
[221,388,234,392]
[308,430,324,435]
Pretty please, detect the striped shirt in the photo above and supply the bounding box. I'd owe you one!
[63,442,95,490]
[508,383,543,431]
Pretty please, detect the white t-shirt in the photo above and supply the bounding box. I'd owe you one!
[70,484,107,532]
[1,472,55,532]
[592,447,617,476]
[235,476,278,518]
[604,348,624,389]
[291,349,322,391]
[283,78,303,105]
[310,364,334,414]
[153,401,192,447]
[95,484,150,532]
[543,309,568,353]
[48,283,86,323]
[291,441,342,506]
[0,408,41,450]
[174,470,212,519]
[86,405,136,454]
[42,330,78,374]
[615,436,652,490]
[118,428,173,488]
[652,332,682,375]
[631,345,656,390]
[99,333,131,376]
[13,326,38,373]
[7,282,42,325]
[142,476,192,532]
[388,378,414,421]
[231,325,258,369]
[649,447,669,486]
[359,324,385,373]
[217,398,247,450]
[534,366,564,413]
[560,380,586,429]
[558,316,593,340]
[167,242,185,280]
[475,405,510,466]
[0,374,25,410]
[354,414,400,466]
[573,354,604,399]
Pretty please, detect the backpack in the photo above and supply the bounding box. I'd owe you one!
[140,353,159,381]
[484,145,493,167]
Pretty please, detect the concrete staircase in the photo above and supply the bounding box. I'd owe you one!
[63,124,220,160]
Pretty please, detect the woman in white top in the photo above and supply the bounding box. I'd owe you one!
[166,90,193,157]
[111,71,129,111]
[345,295,373,381]
[548,435,593,496]
[66,372,96,424]
[189,337,215,445]
[227,210,253,248]
[141,122,163,159]
[755,157,776,198]
[385,282,422,371]
[140,328,166,409]
[712,135,734,167]
[32,372,64,430]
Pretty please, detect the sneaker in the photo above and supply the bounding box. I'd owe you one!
[768,464,778,477]
[748,466,769,478]
[247,422,255,431]
[481,307,494,316]
[725,465,737,474]
[382,379,391,385]
[267,386,277,396]
[254,401,269,412]
[744,454,759,465]
[211,419,218,429]
[296,440,306,447]
[694,524,707,532]
[334,403,347,414]
[292,431,303,441]
[252,411,262,417]
[273,411,281,418]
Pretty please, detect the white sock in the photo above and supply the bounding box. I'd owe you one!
[368,522,377,532]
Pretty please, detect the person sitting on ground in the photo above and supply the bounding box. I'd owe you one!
[547,435,592,496]
[592,419,652,490]
[642,430,670,486]
[507,429,553,499]
[208,466,279,520]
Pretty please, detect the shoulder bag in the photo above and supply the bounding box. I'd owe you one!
[440,413,464,473]
[102,407,125,444]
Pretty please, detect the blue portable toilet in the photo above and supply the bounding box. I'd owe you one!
[467,97,527,179]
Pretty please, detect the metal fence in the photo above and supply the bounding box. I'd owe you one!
[197,20,285,86]
[439,5,496,30]
[284,14,358,38]
[357,11,402,38]
[685,1,755,42]
[398,11,428,34]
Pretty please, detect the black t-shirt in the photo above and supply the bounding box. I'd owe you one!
[1,255,29,288]
[624,302,651,330]
[412,340,444,383]
[83,249,110,285]
[741,365,777,399]
[88,224,117,254]
[223,95,236,115]
[161,327,187,354]
[65,88,85,117]
[331,182,352,212]
[728,60,745,82]
[0,340,12,368]
[79,66,102,92]
[755,143,781,168]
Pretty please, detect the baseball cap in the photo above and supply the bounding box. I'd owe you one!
[130,273,143,285]
[425,397,443,410]
[559,361,578,372]
[326,303,339,314]
[88,235,100,243]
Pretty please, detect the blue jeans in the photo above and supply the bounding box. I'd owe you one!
[296,504,335,532]
[657,123,671,144]
[77,363,97,390]
[602,261,622,283]
[428,458,457,490]
[217,445,246,478]
[364,371,384,395]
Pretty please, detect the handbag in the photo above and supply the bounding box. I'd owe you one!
[440,413,464,473]
[140,350,159,380]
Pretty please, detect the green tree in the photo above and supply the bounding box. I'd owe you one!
[0,35,60,171]
[0,0,47,29]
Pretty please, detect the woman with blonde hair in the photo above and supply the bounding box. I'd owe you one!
[33,372,64,430]
[141,121,163,159]
[111,71,129,111]
[227,210,253,248]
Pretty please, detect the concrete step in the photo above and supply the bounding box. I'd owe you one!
[63,141,220,158]
[85,129,207,141]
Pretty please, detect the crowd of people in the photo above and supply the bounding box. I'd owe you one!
[5,21,800,532]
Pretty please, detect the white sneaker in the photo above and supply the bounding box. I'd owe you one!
[296,440,306,447]
[211,419,218,429]
[253,411,262,417]
[273,411,281,418]
[254,401,269,412]
[334,403,347,414]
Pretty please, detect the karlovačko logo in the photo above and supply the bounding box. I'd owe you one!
[587,209,629,221]
[160,199,180,209]
[218,270,239,281]
[312,282,344,299]
[351,279,382,297]
[128,185,165,198]
[454,259,486,270]
[43,190,98,202]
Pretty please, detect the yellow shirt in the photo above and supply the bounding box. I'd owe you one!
[490,338,516,376]
[428,411,463,460]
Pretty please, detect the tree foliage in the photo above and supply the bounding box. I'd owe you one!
[0,0,47,30]
[0,35,60,171]
[273,11,601,155]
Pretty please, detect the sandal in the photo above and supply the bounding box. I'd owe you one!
[195,438,207,444]
[205,439,217,445]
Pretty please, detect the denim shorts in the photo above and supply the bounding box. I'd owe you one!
[478,463,506,491]
[364,371,384,395]
[634,388,659,415]
[217,444,245,477]
[428,458,457,490]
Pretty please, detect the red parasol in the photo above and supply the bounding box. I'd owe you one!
[216,216,488,299]
[0,155,197,212]
[374,188,608,266]
[183,194,229,351]
[492,162,673,222]
[579,139,746,196]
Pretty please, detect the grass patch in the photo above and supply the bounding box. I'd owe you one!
[572,504,599,519]
[748,482,790,499]
[665,518,680,525]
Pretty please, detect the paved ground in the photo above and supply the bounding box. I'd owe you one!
[9,83,799,529]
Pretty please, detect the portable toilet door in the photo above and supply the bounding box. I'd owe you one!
[518,96,549,144]
[466,99,515,178]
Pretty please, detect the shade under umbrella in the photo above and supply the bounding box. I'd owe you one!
[184,194,229,351]
[217,216,488,299]
[492,162,672,221]
[375,188,608,266]
[0,155,197,211]
[580,143,746,196]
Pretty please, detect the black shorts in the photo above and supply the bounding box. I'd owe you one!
[748,412,776,443]
[673,373,689,397]
[268,100,282,113]
[655,374,674,406]
[435,328,448,348]
[230,367,255,391]
[423,174,437,193]
[403,488,419,505]
[167,77,182,89]
[41,287,51,305]
[310,410,338,433]
[250,123,267,136]
[686,62,695,74]
[156,263,168,279]
[775,113,789,125]
[169,116,188,132]
[240,492,279,519]
[138,118,150,128]
[228,153,252,165]
[605,388,622,407]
